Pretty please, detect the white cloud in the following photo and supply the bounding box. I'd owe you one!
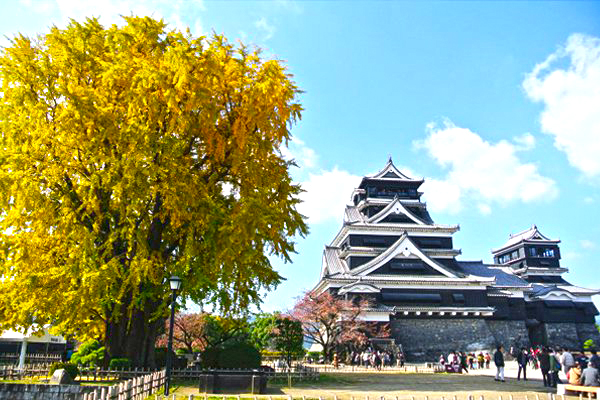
[254,17,275,41]
[581,239,596,249]
[513,133,536,151]
[281,138,318,170]
[297,168,361,224]
[523,33,600,178]
[415,120,558,214]
[584,196,595,204]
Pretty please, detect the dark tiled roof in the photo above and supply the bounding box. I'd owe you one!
[456,261,530,287]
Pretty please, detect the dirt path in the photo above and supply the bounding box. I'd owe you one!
[172,372,563,400]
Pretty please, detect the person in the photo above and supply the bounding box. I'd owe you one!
[399,352,405,367]
[477,352,485,369]
[590,349,600,369]
[549,348,562,387]
[460,352,469,374]
[561,348,575,375]
[539,347,551,387]
[494,345,505,382]
[333,353,339,369]
[517,347,528,381]
[439,354,446,366]
[581,361,600,386]
[569,361,583,385]
[485,352,491,368]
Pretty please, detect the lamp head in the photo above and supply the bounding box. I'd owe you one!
[169,275,182,291]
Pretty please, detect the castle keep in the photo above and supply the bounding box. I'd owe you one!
[312,158,600,360]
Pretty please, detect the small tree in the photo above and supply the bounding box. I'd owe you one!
[273,316,304,367]
[70,340,105,368]
[292,292,369,362]
[156,312,248,353]
[250,313,279,350]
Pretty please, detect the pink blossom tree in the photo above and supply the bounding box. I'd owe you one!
[291,291,373,362]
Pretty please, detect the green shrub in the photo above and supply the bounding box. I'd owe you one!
[49,362,79,379]
[584,339,596,351]
[200,347,220,368]
[70,340,105,367]
[217,342,261,369]
[307,351,321,359]
[108,358,131,369]
[175,348,188,355]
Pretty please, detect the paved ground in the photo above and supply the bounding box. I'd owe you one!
[171,361,566,400]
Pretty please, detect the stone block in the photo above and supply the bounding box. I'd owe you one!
[545,323,580,349]
[50,369,75,385]
[390,318,496,361]
[576,323,600,349]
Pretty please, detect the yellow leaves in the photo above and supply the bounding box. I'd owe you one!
[0,15,307,339]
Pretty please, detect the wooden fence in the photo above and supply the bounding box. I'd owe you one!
[0,365,319,382]
[149,394,568,400]
[306,364,444,374]
[0,352,61,364]
[83,370,165,400]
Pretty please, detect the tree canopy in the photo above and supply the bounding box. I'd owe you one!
[0,16,307,366]
[292,292,370,361]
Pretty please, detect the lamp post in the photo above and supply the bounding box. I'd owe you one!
[165,275,182,396]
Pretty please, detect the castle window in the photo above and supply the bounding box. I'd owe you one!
[528,247,556,258]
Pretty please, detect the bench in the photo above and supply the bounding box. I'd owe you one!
[557,384,600,397]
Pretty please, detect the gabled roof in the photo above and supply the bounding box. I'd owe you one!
[344,205,366,224]
[370,157,415,180]
[492,225,561,254]
[367,196,427,225]
[361,158,424,184]
[351,232,462,278]
[338,281,381,295]
[321,246,349,278]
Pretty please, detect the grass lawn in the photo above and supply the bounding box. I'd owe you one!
[163,372,566,400]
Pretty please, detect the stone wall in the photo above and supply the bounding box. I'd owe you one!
[545,323,580,349]
[0,383,99,400]
[576,323,600,349]
[390,318,497,361]
[486,320,530,350]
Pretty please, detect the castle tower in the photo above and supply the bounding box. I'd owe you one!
[493,227,600,348]
[313,159,531,360]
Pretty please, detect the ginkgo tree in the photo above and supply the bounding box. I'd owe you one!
[0,16,307,367]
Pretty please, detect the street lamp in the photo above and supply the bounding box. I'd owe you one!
[165,275,182,396]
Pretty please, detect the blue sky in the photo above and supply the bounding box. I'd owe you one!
[2,1,599,313]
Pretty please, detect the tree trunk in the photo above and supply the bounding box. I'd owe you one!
[104,299,164,367]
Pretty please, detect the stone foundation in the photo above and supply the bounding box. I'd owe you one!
[390,318,496,361]
[576,323,600,349]
[544,323,580,349]
[0,383,100,400]
[486,320,530,350]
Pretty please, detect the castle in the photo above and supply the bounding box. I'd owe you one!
[312,158,600,360]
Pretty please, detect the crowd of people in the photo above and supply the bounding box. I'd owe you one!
[439,351,492,373]
[439,345,600,388]
[347,349,406,369]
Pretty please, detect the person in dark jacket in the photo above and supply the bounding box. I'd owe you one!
[494,345,505,382]
[517,347,528,381]
[590,349,600,369]
[539,347,551,387]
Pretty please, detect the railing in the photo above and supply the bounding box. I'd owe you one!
[304,363,444,374]
[0,352,61,364]
[0,365,320,382]
[83,370,165,400]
